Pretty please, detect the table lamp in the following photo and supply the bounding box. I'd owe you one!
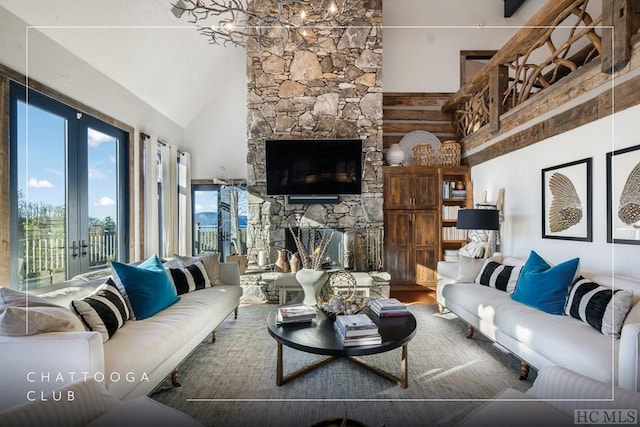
[457,208,500,257]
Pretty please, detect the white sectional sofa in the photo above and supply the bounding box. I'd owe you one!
[0,261,242,412]
[437,255,640,392]
[460,366,640,427]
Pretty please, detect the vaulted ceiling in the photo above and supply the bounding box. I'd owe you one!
[0,0,534,128]
[0,0,241,127]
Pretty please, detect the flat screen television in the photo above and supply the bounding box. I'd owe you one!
[265,139,362,196]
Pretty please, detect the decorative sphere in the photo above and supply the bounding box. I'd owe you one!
[385,144,405,166]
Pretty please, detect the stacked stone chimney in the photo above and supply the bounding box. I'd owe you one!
[246,0,384,270]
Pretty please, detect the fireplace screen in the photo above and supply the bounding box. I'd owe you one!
[285,228,348,269]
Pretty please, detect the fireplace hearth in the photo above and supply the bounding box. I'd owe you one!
[285,228,351,270]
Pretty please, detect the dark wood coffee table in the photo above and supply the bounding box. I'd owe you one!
[266,307,417,388]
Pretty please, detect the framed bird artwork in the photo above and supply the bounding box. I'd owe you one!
[542,158,592,241]
[607,144,640,245]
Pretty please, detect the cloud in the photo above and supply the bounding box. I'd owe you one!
[88,129,113,148]
[28,178,53,188]
[89,168,106,180]
[195,203,203,212]
[95,197,116,207]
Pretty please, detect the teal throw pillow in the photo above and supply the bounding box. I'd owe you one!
[110,255,180,320]
[511,250,579,315]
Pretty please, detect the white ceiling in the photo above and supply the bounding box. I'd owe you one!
[0,0,242,127]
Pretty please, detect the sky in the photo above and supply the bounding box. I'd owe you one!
[17,100,118,221]
[18,99,247,226]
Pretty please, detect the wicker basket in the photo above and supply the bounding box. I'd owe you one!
[412,144,435,166]
[439,140,461,166]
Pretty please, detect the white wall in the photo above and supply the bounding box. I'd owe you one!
[183,48,247,181]
[472,106,639,278]
[382,0,547,92]
[0,6,184,145]
[383,0,637,277]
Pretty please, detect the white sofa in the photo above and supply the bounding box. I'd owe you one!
[460,366,640,427]
[437,256,640,392]
[0,262,242,411]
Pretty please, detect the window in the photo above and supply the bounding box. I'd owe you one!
[192,184,247,259]
[10,82,128,290]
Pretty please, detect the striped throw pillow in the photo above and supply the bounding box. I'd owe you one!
[564,276,633,337]
[167,261,211,295]
[475,260,522,293]
[71,278,130,342]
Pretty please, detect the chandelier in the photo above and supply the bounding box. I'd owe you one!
[171,0,350,47]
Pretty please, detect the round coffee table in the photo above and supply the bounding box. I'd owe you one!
[266,307,417,388]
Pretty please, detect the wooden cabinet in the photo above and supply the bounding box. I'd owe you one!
[384,171,438,209]
[383,166,472,288]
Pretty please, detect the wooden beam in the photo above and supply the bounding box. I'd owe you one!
[384,93,453,107]
[383,134,456,148]
[633,0,640,36]
[383,109,450,122]
[383,92,457,149]
[504,0,527,18]
[602,0,632,73]
[489,65,508,134]
[383,122,455,135]
[465,72,640,166]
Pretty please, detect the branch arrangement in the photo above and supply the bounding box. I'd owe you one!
[288,226,334,270]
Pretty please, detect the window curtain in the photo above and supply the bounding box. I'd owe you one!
[178,152,192,256]
[143,135,191,258]
[143,135,159,258]
[159,143,178,258]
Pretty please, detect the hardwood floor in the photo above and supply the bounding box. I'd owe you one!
[390,286,436,305]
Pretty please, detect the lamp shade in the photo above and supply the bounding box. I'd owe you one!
[457,209,500,230]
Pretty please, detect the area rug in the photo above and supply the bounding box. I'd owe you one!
[151,303,536,427]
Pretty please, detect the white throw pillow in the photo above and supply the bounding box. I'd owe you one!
[173,253,222,285]
[0,287,85,336]
[456,253,503,283]
[459,241,487,259]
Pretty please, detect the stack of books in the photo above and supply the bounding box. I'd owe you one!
[370,298,410,317]
[276,305,316,324]
[334,314,382,347]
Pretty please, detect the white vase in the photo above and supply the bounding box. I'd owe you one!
[295,269,326,306]
[385,143,405,166]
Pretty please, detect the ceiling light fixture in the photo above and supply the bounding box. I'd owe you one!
[171,0,348,47]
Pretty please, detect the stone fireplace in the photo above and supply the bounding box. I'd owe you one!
[285,227,347,269]
[245,0,384,271]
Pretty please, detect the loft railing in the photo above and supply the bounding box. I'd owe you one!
[442,0,640,141]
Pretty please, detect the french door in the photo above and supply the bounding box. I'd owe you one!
[10,82,128,290]
[192,184,247,259]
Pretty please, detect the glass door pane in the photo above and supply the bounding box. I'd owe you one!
[193,187,219,255]
[86,127,119,269]
[16,101,68,290]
